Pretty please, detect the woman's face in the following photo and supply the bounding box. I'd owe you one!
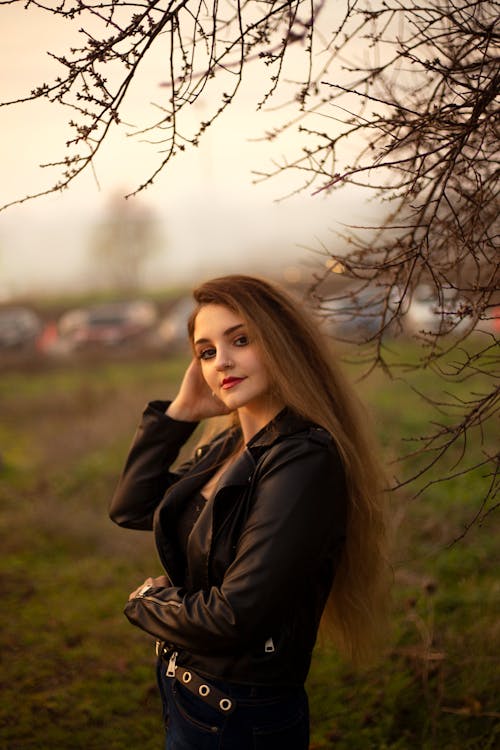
[193,304,277,418]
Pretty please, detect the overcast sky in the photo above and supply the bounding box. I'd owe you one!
[0,3,381,297]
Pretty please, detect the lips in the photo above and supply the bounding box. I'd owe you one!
[221,376,246,390]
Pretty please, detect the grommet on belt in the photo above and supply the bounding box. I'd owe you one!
[199,684,210,697]
[219,698,232,712]
[182,671,192,683]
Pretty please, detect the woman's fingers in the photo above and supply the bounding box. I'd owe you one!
[128,575,170,601]
[168,359,231,421]
[128,577,154,600]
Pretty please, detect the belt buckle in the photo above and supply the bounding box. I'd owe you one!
[155,640,169,657]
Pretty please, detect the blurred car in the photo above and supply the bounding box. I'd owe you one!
[154,296,195,351]
[58,300,158,349]
[319,289,390,341]
[483,305,500,334]
[403,285,471,336]
[0,306,42,349]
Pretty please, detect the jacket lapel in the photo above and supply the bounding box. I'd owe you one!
[154,409,313,586]
[187,448,255,588]
[153,430,240,582]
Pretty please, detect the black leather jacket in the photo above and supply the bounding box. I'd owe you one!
[110,401,347,686]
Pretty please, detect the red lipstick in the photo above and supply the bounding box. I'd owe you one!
[221,376,246,390]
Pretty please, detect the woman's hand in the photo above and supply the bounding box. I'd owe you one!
[166,358,231,422]
[128,575,170,601]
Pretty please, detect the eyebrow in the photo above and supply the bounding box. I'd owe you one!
[194,323,245,346]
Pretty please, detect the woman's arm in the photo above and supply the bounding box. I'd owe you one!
[110,359,231,530]
[109,400,199,530]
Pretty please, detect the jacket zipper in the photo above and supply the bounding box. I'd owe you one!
[140,594,182,608]
[166,650,178,676]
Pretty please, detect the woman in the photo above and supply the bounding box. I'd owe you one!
[110,274,388,749]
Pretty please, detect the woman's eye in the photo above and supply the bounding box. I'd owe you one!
[199,347,216,360]
[234,335,249,347]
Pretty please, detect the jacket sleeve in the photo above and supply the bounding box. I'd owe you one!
[109,400,198,530]
[124,434,347,652]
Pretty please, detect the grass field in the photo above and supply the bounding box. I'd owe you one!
[0,347,498,749]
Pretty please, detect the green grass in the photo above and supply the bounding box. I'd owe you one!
[0,349,498,749]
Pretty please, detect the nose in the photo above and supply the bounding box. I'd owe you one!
[214,348,233,371]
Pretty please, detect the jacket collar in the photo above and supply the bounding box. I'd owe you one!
[246,407,313,451]
[159,408,314,508]
[214,408,313,493]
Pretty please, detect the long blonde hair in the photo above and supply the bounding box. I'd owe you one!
[188,274,390,664]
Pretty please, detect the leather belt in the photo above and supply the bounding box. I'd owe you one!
[158,643,235,715]
[172,664,235,715]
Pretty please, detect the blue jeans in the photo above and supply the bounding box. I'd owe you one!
[156,658,309,749]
